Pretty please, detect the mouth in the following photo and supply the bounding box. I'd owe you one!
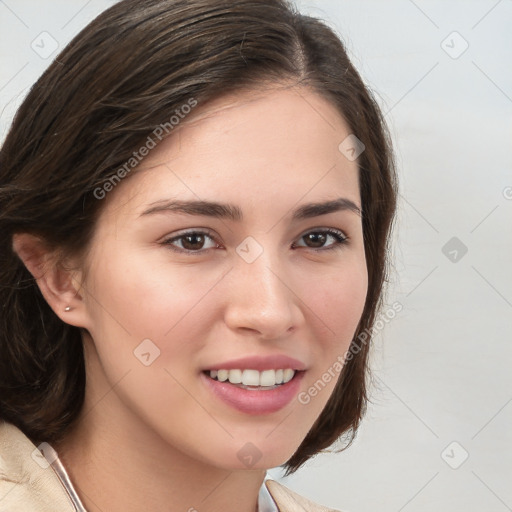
[204,368,298,390]
[201,367,305,415]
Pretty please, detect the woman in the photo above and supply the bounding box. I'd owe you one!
[0,0,397,510]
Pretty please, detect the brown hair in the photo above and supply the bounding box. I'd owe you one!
[0,0,397,473]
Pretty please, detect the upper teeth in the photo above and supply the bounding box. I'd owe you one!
[209,369,296,386]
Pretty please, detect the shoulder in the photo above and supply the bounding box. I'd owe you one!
[0,420,76,511]
[265,479,342,512]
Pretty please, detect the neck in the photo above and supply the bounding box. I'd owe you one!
[53,341,266,512]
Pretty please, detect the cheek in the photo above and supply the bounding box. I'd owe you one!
[85,250,221,339]
[293,263,367,422]
[304,259,368,343]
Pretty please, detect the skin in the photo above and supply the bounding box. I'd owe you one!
[13,85,368,512]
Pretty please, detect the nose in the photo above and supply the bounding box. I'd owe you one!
[223,250,304,340]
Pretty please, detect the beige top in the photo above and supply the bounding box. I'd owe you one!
[0,420,340,512]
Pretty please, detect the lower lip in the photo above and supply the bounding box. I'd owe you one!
[200,371,305,415]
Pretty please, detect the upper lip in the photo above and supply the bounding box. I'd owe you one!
[204,355,307,372]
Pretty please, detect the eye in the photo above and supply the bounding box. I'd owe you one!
[161,227,348,255]
[293,228,348,251]
[162,230,219,254]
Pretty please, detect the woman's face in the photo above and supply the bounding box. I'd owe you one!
[77,85,368,470]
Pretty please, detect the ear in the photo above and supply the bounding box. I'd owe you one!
[12,232,92,330]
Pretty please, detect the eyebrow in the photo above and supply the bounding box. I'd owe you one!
[139,197,361,221]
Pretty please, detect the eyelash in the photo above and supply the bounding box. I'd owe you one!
[161,228,348,255]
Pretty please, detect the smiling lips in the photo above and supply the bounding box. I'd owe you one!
[201,355,306,414]
[207,368,296,388]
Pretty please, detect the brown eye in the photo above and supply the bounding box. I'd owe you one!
[163,231,218,253]
[181,233,206,250]
[303,232,328,248]
[294,229,348,251]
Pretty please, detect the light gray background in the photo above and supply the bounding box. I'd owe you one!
[1,1,511,511]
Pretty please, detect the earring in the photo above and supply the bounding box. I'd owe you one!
[64,306,72,312]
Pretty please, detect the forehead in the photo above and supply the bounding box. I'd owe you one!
[145,85,353,165]
[100,86,360,219]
